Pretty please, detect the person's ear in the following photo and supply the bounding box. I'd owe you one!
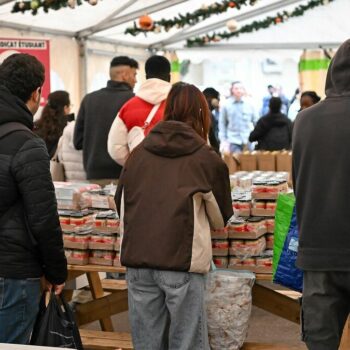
[32,87,41,104]
[120,71,127,83]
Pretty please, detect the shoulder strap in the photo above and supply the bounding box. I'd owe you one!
[143,103,161,129]
[0,122,31,140]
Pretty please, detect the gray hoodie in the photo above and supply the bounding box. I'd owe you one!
[293,39,350,271]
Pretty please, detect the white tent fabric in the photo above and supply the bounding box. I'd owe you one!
[0,0,348,49]
[0,0,348,110]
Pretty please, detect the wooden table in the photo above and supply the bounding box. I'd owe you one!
[0,345,61,350]
[252,274,349,349]
[66,264,128,332]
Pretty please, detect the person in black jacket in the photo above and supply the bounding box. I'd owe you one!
[249,97,292,151]
[74,56,138,185]
[293,39,350,350]
[0,54,67,344]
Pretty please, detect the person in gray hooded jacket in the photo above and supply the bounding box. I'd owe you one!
[293,39,350,350]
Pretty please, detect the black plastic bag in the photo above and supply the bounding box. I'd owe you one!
[30,291,84,349]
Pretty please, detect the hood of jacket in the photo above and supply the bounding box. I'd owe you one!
[136,78,172,104]
[263,113,291,127]
[325,39,350,97]
[143,120,206,158]
[0,85,33,129]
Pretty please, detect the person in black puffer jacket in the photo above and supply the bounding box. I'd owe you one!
[0,54,67,344]
[249,97,292,151]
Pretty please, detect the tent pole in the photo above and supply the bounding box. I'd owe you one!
[78,37,88,100]
[77,0,187,37]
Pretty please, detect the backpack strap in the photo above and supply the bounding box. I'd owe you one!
[143,103,161,129]
[0,122,31,140]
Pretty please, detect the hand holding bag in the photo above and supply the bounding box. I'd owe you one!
[127,103,160,152]
[50,137,65,182]
[30,291,83,349]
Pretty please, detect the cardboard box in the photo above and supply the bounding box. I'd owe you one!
[211,229,228,239]
[266,241,274,249]
[276,151,292,173]
[88,241,115,250]
[113,257,121,267]
[252,192,279,200]
[212,248,229,256]
[89,257,114,266]
[228,229,266,240]
[251,208,276,217]
[257,151,276,171]
[239,152,257,171]
[63,240,89,250]
[228,265,272,274]
[222,152,240,174]
[66,256,89,265]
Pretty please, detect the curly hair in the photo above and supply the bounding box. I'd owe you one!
[0,53,45,103]
[35,90,70,143]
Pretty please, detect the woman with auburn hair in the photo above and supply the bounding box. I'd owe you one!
[115,82,233,350]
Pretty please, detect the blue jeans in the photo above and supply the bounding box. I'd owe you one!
[0,277,41,344]
[229,143,244,153]
[127,268,209,350]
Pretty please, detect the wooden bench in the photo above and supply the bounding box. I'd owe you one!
[80,329,133,350]
[242,344,305,350]
[100,279,128,292]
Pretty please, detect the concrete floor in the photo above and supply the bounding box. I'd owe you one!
[84,305,306,348]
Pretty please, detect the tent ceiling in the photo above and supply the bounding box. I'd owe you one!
[0,0,348,50]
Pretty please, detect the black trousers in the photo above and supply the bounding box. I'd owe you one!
[302,271,350,350]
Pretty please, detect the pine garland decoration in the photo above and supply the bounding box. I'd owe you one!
[187,0,335,47]
[12,0,98,15]
[125,0,258,36]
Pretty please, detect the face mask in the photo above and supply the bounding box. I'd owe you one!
[66,113,75,122]
[211,98,220,108]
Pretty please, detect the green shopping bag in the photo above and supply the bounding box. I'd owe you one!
[272,193,295,278]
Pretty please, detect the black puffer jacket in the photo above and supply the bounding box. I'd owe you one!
[249,113,292,151]
[0,86,67,284]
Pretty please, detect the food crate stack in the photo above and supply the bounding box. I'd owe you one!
[60,210,121,267]
[211,171,289,273]
[54,182,121,266]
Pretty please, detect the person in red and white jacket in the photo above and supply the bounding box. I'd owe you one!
[108,56,172,166]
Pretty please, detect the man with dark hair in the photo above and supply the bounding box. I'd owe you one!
[144,55,171,81]
[0,53,67,343]
[74,55,138,184]
[108,55,171,165]
[261,84,275,116]
[219,81,257,153]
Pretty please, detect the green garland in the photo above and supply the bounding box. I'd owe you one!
[125,0,258,36]
[187,0,335,47]
[12,0,98,15]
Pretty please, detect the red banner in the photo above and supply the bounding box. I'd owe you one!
[0,38,50,106]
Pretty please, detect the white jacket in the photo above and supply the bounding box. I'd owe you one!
[58,121,86,182]
[107,78,172,166]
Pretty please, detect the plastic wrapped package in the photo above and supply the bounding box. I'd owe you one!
[229,236,266,258]
[54,182,101,210]
[206,269,255,350]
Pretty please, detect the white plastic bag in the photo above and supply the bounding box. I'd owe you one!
[206,269,255,350]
